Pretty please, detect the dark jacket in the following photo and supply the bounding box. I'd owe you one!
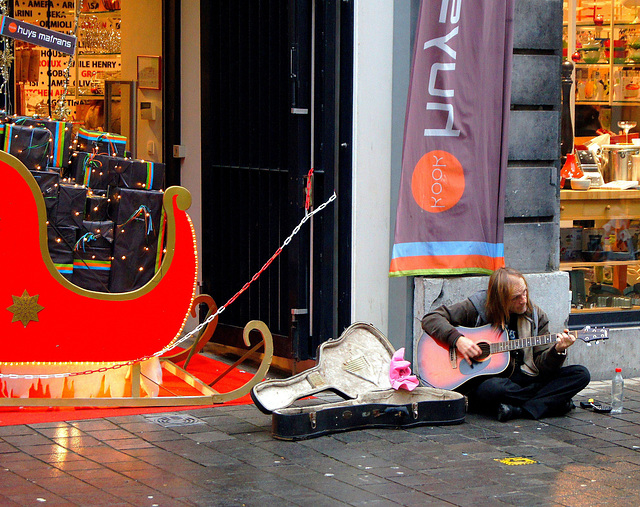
[421,291,567,377]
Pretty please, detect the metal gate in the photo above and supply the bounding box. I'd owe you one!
[200,0,352,361]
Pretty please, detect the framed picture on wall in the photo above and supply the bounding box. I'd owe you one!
[137,55,161,90]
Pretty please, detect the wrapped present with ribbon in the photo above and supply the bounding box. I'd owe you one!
[30,169,60,222]
[78,220,114,250]
[76,127,127,157]
[72,244,112,292]
[71,151,113,190]
[3,123,52,170]
[55,183,87,230]
[47,225,76,281]
[109,157,165,190]
[107,156,133,188]
[109,188,165,292]
[11,117,74,168]
[73,221,114,292]
[85,191,109,221]
[131,159,165,190]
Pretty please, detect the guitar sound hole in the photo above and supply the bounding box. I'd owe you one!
[476,342,491,362]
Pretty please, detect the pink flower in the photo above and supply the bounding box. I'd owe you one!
[389,347,419,391]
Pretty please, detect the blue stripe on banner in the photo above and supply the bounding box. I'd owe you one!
[391,241,504,260]
[73,266,110,271]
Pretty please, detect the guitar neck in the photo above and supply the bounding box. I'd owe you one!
[489,331,577,354]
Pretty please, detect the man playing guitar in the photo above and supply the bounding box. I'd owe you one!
[421,267,591,422]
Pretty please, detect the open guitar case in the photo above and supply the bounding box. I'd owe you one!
[251,322,466,440]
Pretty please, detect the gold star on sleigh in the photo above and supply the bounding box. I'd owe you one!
[7,290,44,327]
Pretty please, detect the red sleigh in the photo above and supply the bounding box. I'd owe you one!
[0,151,272,407]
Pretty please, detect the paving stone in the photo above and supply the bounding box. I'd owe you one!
[1,377,640,505]
[50,434,103,449]
[0,442,18,454]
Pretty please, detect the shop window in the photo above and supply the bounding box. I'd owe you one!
[563,1,640,327]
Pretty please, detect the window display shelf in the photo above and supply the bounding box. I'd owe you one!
[566,1,640,108]
[561,260,640,269]
[570,305,640,313]
[560,189,640,220]
[560,187,640,313]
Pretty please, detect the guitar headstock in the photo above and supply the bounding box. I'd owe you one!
[576,326,608,343]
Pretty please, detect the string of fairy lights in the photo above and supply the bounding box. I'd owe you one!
[0,191,337,380]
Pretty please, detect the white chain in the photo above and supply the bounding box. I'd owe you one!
[0,192,337,379]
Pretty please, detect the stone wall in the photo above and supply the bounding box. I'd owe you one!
[506,0,562,273]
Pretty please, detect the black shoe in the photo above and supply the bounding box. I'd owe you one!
[497,403,524,422]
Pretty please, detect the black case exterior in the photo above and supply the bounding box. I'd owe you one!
[271,388,466,441]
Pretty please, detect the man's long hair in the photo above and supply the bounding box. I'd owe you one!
[485,267,532,329]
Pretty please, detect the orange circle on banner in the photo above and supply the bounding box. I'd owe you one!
[8,22,17,33]
[411,150,465,213]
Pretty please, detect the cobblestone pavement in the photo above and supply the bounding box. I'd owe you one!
[0,378,639,506]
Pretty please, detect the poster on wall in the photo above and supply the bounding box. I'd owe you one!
[389,0,514,277]
[12,0,121,122]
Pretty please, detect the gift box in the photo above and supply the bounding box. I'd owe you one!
[109,188,164,292]
[47,225,76,281]
[72,246,112,292]
[107,156,133,188]
[3,123,52,170]
[76,127,127,157]
[30,170,60,222]
[71,152,113,190]
[11,117,74,168]
[77,220,114,250]
[85,192,109,221]
[131,159,165,190]
[109,157,165,190]
[55,183,87,230]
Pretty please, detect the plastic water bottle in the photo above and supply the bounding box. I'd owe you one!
[611,368,624,414]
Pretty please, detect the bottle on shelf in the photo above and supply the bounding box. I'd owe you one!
[611,367,624,414]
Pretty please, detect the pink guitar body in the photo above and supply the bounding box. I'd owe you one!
[416,324,608,391]
[417,325,509,391]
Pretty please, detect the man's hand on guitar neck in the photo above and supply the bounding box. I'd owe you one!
[554,329,575,354]
[455,336,483,366]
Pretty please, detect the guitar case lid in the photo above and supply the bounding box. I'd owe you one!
[251,322,466,439]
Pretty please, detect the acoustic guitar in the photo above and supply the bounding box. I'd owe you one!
[416,324,608,390]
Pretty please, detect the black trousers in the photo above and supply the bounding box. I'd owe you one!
[468,365,591,419]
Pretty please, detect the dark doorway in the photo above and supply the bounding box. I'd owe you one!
[200,0,353,362]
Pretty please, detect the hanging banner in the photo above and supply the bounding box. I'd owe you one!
[0,15,76,55]
[390,0,514,277]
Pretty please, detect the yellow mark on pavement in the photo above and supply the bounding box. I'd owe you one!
[494,457,537,466]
